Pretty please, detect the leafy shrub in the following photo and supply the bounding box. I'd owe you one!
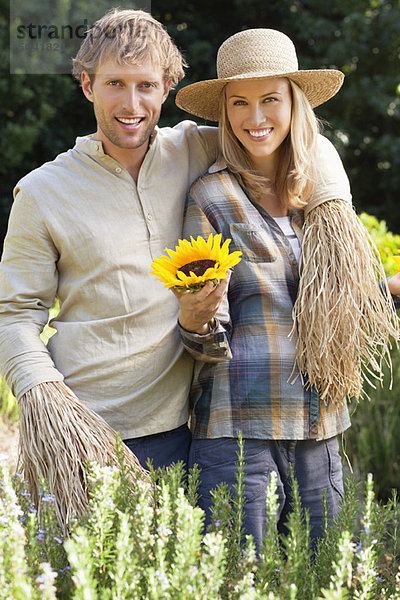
[359,212,400,277]
[0,439,399,600]
[345,346,400,502]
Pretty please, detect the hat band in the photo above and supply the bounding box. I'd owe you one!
[218,68,298,80]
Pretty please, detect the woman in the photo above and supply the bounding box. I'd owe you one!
[174,29,400,551]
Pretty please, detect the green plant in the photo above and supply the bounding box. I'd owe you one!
[359,212,400,276]
[1,436,400,599]
[345,346,400,502]
[0,377,18,423]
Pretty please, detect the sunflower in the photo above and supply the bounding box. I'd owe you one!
[151,233,242,291]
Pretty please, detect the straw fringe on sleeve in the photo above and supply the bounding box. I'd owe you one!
[18,381,147,533]
[292,199,400,406]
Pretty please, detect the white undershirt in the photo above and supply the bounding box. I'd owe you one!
[273,216,301,263]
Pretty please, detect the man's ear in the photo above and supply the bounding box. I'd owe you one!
[162,78,172,103]
[81,71,94,103]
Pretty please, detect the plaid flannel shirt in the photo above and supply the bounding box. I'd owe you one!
[180,157,351,441]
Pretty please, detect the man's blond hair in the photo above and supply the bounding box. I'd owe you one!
[72,8,186,87]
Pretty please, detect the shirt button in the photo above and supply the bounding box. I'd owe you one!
[147,213,152,221]
[115,167,122,173]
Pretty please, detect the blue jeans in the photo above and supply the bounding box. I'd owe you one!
[189,436,344,552]
[124,423,192,471]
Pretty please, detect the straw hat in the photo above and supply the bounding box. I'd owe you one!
[176,28,344,122]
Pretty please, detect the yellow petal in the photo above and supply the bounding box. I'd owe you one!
[151,233,242,287]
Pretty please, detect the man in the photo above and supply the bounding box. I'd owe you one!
[0,8,355,472]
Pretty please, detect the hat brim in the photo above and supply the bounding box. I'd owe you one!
[176,70,344,122]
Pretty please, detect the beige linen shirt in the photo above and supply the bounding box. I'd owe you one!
[0,120,218,438]
[0,126,351,439]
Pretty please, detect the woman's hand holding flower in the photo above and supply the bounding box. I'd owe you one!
[172,274,230,334]
[151,234,241,334]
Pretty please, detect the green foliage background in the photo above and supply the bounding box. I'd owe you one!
[1,0,400,249]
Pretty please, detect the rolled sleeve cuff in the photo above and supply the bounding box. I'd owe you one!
[391,294,400,311]
[179,318,232,362]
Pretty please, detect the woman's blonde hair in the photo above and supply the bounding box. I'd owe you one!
[72,8,186,87]
[219,79,320,210]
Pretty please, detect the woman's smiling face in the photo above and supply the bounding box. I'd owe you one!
[226,77,292,176]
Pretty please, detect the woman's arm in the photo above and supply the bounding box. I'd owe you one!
[174,190,233,362]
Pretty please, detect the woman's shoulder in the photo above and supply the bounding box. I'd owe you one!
[316,133,342,159]
[189,156,235,196]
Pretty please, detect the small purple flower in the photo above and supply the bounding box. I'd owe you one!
[59,566,72,574]
[42,494,56,503]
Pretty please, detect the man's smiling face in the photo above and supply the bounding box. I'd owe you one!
[81,57,170,155]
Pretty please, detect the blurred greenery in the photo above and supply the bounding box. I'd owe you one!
[0,377,18,423]
[346,349,400,503]
[1,0,400,248]
[359,212,400,275]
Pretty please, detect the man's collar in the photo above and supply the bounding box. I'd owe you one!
[149,127,159,146]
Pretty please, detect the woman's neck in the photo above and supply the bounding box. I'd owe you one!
[250,156,288,216]
[250,151,278,180]
[257,191,288,217]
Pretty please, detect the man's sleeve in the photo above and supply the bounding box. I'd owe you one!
[179,192,232,362]
[306,134,352,214]
[196,125,219,164]
[0,186,64,398]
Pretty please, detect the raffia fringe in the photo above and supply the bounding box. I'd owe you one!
[292,200,400,406]
[18,381,147,533]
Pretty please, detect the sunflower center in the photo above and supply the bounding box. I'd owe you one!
[179,259,216,276]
